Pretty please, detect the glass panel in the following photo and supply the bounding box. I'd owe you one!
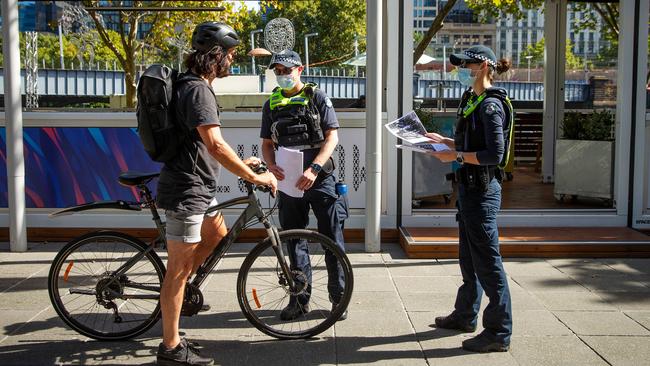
[411,2,620,210]
[5,1,368,110]
[555,2,618,209]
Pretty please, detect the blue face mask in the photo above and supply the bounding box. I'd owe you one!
[276,75,296,90]
[457,67,477,87]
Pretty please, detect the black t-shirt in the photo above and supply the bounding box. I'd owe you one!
[260,87,339,170]
[156,72,222,214]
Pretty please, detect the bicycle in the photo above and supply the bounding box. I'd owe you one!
[47,164,353,341]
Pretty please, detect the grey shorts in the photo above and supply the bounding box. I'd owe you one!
[165,198,219,244]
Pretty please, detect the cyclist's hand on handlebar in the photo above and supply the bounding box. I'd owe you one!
[255,171,278,197]
[243,156,262,168]
[267,163,285,181]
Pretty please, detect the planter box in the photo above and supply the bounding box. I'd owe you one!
[554,139,614,200]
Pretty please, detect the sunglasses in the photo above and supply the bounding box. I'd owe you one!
[273,66,297,76]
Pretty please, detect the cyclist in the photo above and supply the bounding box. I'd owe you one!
[156,22,277,366]
[260,50,349,322]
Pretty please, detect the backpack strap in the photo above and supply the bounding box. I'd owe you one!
[484,89,515,169]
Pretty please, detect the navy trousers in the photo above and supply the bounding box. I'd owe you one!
[278,174,348,305]
[453,178,512,344]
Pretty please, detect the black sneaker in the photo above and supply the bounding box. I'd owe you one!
[462,334,509,353]
[331,303,348,321]
[280,302,310,321]
[157,338,214,366]
[434,314,477,333]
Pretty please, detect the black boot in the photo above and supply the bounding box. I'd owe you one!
[434,314,477,332]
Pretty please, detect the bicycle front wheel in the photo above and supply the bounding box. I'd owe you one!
[48,231,165,340]
[237,229,354,339]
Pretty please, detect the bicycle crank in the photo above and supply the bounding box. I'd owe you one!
[181,283,204,317]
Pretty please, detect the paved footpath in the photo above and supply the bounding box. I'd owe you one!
[1,241,649,365]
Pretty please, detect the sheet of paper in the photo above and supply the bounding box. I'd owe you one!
[396,143,450,154]
[384,111,432,144]
[276,147,304,198]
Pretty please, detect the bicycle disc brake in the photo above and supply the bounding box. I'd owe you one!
[181,283,204,317]
[288,270,309,296]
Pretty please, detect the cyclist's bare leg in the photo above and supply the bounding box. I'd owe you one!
[161,239,199,349]
[191,212,228,274]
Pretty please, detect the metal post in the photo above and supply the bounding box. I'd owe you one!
[25,31,39,109]
[354,34,359,77]
[526,55,532,82]
[442,44,446,80]
[2,0,28,252]
[365,0,382,252]
[250,29,263,75]
[58,22,65,69]
[304,32,318,75]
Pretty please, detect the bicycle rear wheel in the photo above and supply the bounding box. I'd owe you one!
[48,231,165,340]
[237,229,353,339]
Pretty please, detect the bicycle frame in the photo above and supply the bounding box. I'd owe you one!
[52,179,295,299]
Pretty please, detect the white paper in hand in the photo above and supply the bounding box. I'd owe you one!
[276,147,304,198]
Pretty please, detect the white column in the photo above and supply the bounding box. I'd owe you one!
[365,0,382,252]
[541,0,567,183]
[619,0,649,228]
[2,0,28,252]
[384,0,400,225]
[400,0,415,222]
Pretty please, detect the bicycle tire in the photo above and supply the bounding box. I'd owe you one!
[237,229,353,339]
[48,231,165,341]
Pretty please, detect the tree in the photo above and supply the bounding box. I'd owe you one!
[413,0,630,71]
[79,1,246,107]
[520,38,583,70]
[259,0,367,68]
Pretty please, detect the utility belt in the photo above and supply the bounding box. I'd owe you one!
[455,165,500,192]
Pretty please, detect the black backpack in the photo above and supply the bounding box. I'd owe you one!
[136,65,188,163]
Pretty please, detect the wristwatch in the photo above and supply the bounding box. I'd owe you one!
[456,152,465,165]
[309,163,322,174]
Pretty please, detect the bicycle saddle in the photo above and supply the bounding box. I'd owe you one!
[118,171,160,186]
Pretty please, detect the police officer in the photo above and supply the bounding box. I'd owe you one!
[260,50,349,321]
[427,45,514,353]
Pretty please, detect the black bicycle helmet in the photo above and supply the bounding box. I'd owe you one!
[191,22,240,52]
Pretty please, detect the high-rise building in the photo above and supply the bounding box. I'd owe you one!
[413,0,496,60]
[413,1,606,67]
[495,5,603,66]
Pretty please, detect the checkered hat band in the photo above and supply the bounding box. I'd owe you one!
[273,56,301,65]
[464,51,496,67]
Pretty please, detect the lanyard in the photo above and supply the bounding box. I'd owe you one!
[461,92,487,118]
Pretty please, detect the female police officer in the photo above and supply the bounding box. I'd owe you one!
[427,45,514,353]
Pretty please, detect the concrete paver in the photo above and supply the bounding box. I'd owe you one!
[0,242,649,365]
[581,336,650,366]
[554,311,650,335]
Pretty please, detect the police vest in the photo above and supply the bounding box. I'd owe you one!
[269,83,325,150]
[454,88,515,169]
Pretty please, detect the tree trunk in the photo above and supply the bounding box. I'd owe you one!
[413,0,458,66]
[124,53,137,108]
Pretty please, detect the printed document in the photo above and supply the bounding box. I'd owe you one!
[384,111,431,144]
[396,143,450,154]
[276,147,304,198]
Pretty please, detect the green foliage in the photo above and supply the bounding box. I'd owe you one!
[561,110,615,141]
[262,0,367,67]
[520,38,583,70]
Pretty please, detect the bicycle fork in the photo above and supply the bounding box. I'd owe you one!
[265,224,297,291]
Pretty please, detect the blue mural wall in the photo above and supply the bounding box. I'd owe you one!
[0,127,161,208]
